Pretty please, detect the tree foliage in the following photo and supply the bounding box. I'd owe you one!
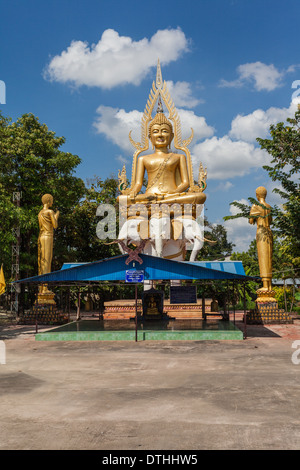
[257,107,300,266]
[66,176,121,265]
[224,107,300,280]
[197,218,234,261]
[0,112,85,280]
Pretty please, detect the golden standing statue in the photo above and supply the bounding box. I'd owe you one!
[249,186,276,302]
[37,194,59,304]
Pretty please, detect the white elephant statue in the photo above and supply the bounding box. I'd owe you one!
[174,217,216,262]
[117,218,158,257]
[117,216,171,258]
[117,216,184,260]
[148,216,171,258]
[116,215,214,263]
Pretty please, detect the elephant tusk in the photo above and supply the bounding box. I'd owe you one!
[195,235,217,245]
[104,239,124,245]
[203,237,217,245]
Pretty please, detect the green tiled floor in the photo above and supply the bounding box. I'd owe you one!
[35,319,244,341]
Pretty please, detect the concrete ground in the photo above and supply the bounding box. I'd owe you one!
[0,314,300,450]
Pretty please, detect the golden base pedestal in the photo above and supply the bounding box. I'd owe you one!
[245,288,293,324]
[35,292,56,306]
[256,288,277,303]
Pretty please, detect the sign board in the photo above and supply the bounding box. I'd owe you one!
[170,286,197,304]
[125,269,144,283]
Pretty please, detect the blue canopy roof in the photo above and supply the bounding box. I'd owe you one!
[15,254,256,284]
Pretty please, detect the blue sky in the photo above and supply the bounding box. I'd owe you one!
[1,0,300,251]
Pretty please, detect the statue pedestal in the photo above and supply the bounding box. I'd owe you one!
[255,288,277,303]
[36,292,56,306]
[245,288,293,324]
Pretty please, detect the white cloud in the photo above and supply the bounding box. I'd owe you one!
[177,108,215,143]
[229,101,298,142]
[93,105,143,153]
[116,155,130,165]
[212,181,233,192]
[219,61,286,91]
[165,80,203,108]
[44,28,189,89]
[191,136,269,180]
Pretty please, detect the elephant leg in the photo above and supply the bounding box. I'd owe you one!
[189,239,203,262]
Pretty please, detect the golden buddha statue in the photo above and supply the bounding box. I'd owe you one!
[118,60,207,221]
[124,109,206,207]
[37,193,59,304]
[146,295,159,315]
[249,186,276,302]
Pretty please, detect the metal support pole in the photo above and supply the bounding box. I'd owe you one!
[11,191,21,318]
[135,284,138,342]
[76,288,81,321]
[35,285,39,334]
[225,279,229,320]
[243,282,247,339]
[202,289,206,321]
[68,287,71,322]
[233,281,236,326]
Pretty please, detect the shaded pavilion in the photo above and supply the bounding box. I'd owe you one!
[14,254,258,340]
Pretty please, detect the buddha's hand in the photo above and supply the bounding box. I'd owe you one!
[129,191,136,200]
[55,211,60,218]
[145,194,157,201]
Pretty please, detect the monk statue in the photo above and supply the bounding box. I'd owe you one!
[37,193,59,303]
[249,186,275,301]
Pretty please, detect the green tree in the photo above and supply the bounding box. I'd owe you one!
[196,219,234,261]
[68,176,121,264]
[224,107,300,280]
[0,111,85,280]
[257,107,300,267]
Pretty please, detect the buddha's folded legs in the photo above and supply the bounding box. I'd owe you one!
[123,191,206,206]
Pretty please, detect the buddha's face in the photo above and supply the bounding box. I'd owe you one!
[150,123,173,149]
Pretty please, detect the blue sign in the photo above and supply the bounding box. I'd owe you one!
[125,270,144,283]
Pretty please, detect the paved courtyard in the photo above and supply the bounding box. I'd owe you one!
[0,315,300,450]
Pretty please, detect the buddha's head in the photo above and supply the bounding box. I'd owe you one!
[42,193,53,207]
[148,112,174,149]
[256,186,267,200]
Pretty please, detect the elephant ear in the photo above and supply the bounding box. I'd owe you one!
[171,219,183,241]
[137,218,149,240]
